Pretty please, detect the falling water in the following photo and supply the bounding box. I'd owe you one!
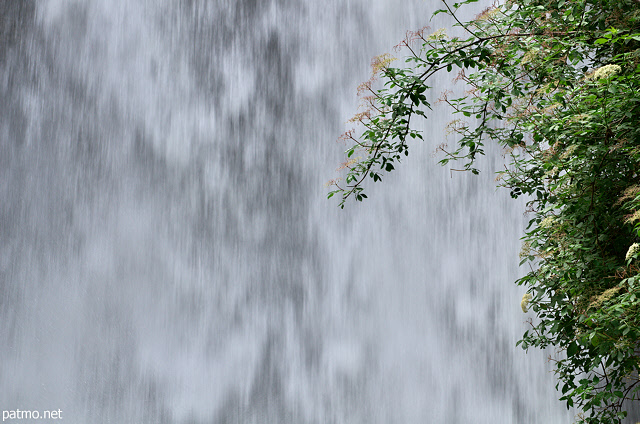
[1,0,576,423]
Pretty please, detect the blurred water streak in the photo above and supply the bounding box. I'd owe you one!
[0,1,572,423]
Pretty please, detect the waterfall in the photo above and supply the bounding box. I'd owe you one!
[1,0,572,422]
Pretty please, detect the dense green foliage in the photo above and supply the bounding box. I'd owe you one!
[329,0,640,422]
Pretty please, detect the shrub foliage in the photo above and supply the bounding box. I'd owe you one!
[329,0,640,422]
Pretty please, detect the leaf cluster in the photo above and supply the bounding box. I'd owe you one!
[330,0,640,422]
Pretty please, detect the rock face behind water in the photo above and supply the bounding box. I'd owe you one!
[0,1,572,423]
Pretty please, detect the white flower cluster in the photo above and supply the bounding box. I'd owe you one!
[519,241,532,260]
[589,286,621,309]
[539,216,556,229]
[625,243,640,261]
[427,28,447,41]
[521,48,540,64]
[590,64,621,80]
[545,166,559,178]
[560,144,578,159]
[521,293,533,313]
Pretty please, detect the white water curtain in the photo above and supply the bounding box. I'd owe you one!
[0,0,570,422]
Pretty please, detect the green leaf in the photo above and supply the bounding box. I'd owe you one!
[330,8,640,419]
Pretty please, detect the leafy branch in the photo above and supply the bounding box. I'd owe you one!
[330,0,640,422]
